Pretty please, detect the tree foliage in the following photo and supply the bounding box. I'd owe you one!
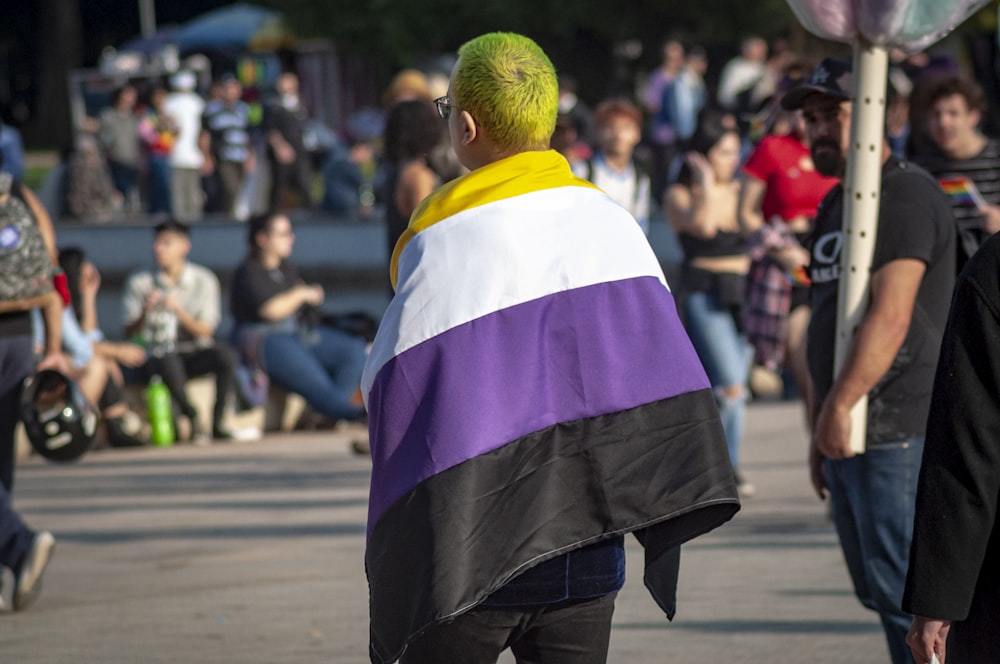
[261,0,800,95]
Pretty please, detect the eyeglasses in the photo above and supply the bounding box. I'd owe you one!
[434,96,455,120]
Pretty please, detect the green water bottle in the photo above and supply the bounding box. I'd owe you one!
[147,375,175,447]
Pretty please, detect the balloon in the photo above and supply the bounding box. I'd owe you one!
[785,0,991,52]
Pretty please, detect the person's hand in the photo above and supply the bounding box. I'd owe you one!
[685,152,715,189]
[200,154,215,176]
[276,142,296,165]
[773,244,811,273]
[808,440,828,500]
[245,152,257,175]
[37,352,71,376]
[161,293,182,314]
[301,284,324,307]
[907,616,950,664]
[980,204,1000,234]
[143,290,164,313]
[116,343,148,368]
[80,262,101,298]
[812,401,856,461]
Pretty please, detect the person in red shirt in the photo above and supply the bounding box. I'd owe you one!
[738,107,837,420]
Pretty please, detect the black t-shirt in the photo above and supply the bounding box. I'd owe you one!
[807,158,956,446]
[263,101,307,156]
[230,258,301,325]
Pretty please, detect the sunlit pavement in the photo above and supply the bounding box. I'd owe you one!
[4,400,888,663]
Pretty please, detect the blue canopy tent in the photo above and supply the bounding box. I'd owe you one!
[173,3,296,54]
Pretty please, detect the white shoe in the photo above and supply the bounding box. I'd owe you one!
[14,531,55,611]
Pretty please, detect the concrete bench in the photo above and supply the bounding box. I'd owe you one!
[118,376,308,437]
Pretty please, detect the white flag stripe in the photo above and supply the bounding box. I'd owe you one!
[362,186,668,397]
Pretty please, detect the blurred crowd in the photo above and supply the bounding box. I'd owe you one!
[2,37,996,463]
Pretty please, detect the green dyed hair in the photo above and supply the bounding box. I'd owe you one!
[454,32,559,151]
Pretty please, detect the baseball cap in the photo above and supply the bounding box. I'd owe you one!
[781,58,853,110]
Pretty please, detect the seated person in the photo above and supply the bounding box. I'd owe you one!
[121,220,238,442]
[39,248,149,447]
[230,212,367,424]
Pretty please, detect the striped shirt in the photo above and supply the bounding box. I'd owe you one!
[916,138,1000,264]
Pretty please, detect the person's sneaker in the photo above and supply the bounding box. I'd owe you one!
[734,470,756,498]
[13,531,55,611]
[226,426,262,442]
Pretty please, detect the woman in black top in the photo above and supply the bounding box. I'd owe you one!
[664,109,754,496]
[230,212,366,423]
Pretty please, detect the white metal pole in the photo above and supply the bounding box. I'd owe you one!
[836,41,888,455]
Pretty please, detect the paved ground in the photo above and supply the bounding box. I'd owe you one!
[2,399,892,663]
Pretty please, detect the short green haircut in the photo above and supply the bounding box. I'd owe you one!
[453,32,559,151]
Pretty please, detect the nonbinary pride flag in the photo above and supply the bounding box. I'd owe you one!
[362,150,739,664]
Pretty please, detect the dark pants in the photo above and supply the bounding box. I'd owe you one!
[269,156,312,211]
[0,335,36,569]
[131,344,238,428]
[108,159,138,201]
[216,161,245,215]
[401,593,617,664]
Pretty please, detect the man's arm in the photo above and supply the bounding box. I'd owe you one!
[812,257,926,461]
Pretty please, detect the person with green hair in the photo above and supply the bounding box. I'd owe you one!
[363,32,738,664]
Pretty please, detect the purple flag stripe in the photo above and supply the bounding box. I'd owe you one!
[367,276,710,531]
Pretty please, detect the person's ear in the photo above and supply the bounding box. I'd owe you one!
[459,110,477,146]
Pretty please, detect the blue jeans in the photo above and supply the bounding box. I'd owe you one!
[0,335,37,570]
[825,438,923,664]
[146,154,172,214]
[261,326,366,421]
[683,291,751,468]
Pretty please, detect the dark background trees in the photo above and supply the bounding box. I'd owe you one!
[1,0,997,148]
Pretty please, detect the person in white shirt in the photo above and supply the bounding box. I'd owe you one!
[573,98,651,235]
[716,37,768,112]
[164,70,206,222]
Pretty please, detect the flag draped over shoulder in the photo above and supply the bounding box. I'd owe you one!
[362,149,739,664]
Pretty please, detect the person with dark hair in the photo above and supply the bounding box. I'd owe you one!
[200,75,254,216]
[263,72,313,211]
[380,99,443,276]
[98,84,141,211]
[0,171,63,610]
[122,220,239,442]
[912,75,1000,272]
[642,39,686,205]
[56,248,147,447]
[785,58,956,664]
[665,108,754,496]
[229,212,367,425]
